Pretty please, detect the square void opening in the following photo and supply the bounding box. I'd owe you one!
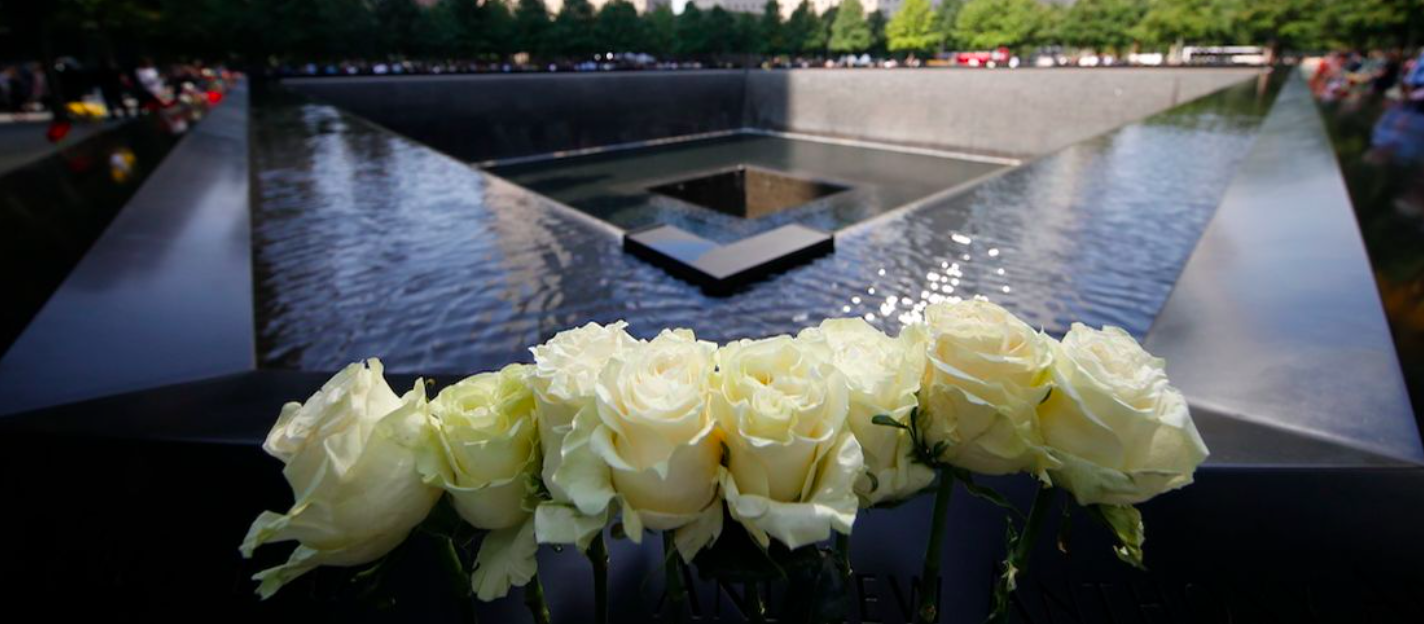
[648,165,850,219]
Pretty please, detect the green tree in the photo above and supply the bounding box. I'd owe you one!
[810,6,836,53]
[887,0,942,55]
[734,10,761,56]
[1130,0,1228,50]
[415,0,463,58]
[933,0,964,50]
[829,0,872,53]
[783,1,821,55]
[596,0,645,52]
[373,0,422,57]
[867,9,888,56]
[759,0,787,55]
[1227,0,1321,53]
[1317,0,1424,49]
[676,4,710,58]
[705,6,738,56]
[1038,0,1068,46]
[512,0,551,58]
[643,4,677,58]
[550,0,598,58]
[484,0,516,58]
[1059,0,1145,53]
[954,0,1045,50]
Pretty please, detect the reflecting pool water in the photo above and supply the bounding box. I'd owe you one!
[251,72,1281,373]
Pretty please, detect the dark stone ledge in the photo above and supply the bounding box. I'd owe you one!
[624,223,834,296]
[1144,73,1422,466]
[0,82,254,417]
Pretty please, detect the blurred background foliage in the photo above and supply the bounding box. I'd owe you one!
[0,0,1420,66]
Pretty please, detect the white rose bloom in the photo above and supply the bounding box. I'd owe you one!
[419,364,542,601]
[798,318,934,506]
[919,300,1057,477]
[528,321,638,502]
[240,360,440,599]
[712,335,862,550]
[1039,324,1209,506]
[529,321,638,550]
[549,329,724,562]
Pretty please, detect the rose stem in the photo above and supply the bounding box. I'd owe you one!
[744,581,767,623]
[662,531,688,624]
[916,468,955,624]
[587,531,610,624]
[990,483,1056,624]
[439,536,478,624]
[834,531,852,578]
[523,573,551,624]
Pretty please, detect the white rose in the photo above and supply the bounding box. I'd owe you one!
[420,364,542,601]
[547,329,724,562]
[1039,324,1209,506]
[711,335,862,550]
[798,318,934,506]
[528,321,638,502]
[919,300,1057,476]
[240,359,440,599]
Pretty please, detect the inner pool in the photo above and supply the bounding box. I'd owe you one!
[489,133,1006,243]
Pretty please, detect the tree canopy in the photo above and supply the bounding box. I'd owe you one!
[954,0,1048,51]
[828,0,873,54]
[4,0,1421,67]
[887,0,942,55]
[1059,0,1147,53]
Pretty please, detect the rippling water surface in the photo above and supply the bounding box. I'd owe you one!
[252,74,1281,373]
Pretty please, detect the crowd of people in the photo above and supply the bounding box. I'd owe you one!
[1310,48,1424,105]
[0,59,230,122]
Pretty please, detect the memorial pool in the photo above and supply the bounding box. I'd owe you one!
[250,72,1281,373]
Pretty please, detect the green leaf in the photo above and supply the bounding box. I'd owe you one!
[930,441,948,461]
[871,414,908,430]
[951,468,1024,519]
[1088,504,1147,571]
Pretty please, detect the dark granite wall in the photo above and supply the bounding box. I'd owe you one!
[284,68,1259,164]
[745,67,1259,158]
[283,70,750,164]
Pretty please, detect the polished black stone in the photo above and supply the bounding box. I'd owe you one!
[624,223,834,295]
[1316,91,1424,419]
[1143,73,1421,465]
[1,413,1420,623]
[0,115,184,353]
[0,85,253,416]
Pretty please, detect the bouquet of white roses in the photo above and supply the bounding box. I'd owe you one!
[240,300,1207,623]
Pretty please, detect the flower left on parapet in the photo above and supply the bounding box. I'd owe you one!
[240,359,442,599]
[239,358,548,613]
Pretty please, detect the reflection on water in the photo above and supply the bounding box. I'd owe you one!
[252,73,1281,373]
[1317,95,1424,411]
